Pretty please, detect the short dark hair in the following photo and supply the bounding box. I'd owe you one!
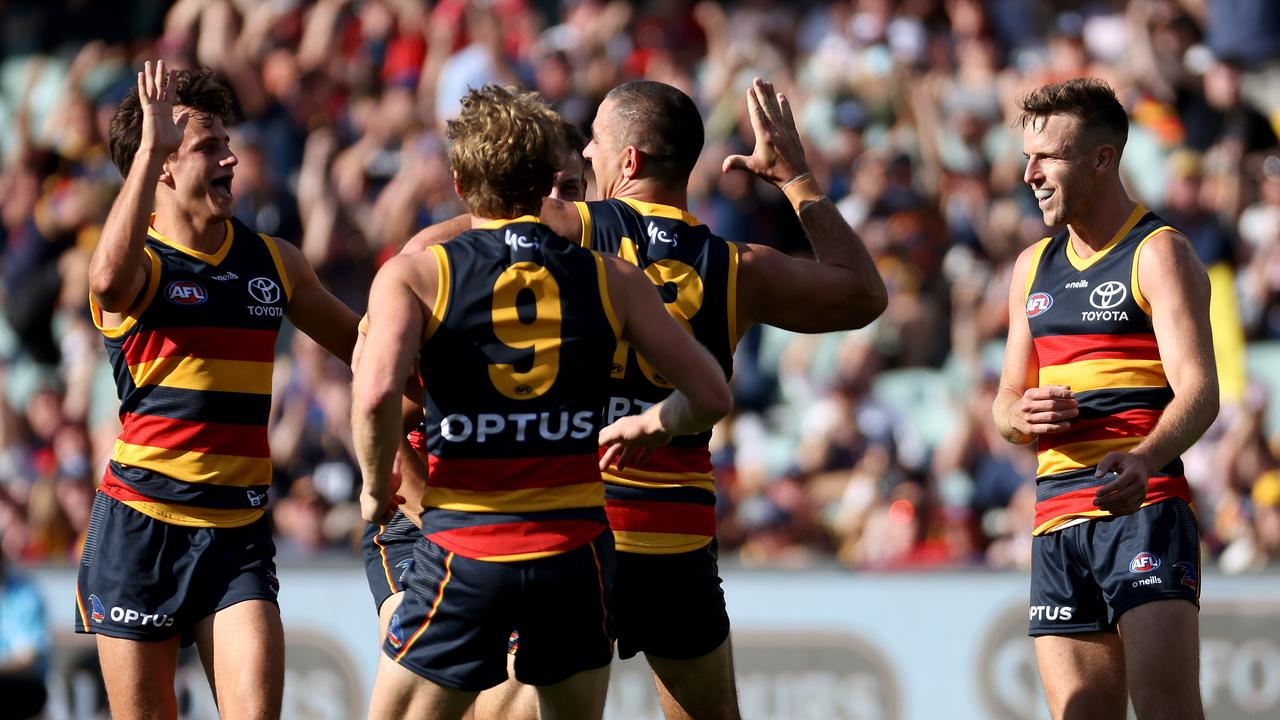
[446,84,565,218]
[1017,78,1128,152]
[604,81,704,184]
[558,117,586,155]
[108,68,236,177]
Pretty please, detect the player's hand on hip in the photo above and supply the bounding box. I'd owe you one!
[1093,452,1153,515]
[137,59,188,157]
[360,487,403,525]
[721,77,810,187]
[599,414,672,471]
[1016,385,1078,436]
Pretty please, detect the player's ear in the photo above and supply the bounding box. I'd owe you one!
[1096,144,1116,172]
[622,146,641,180]
[452,171,464,201]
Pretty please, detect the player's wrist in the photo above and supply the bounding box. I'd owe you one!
[782,172,824,212]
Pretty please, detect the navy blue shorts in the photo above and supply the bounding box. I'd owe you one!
[361,512,419,612]
[614,540,730,660]
[75,492,278,644]
[1029,498,1200,636]
[385,532,614,691]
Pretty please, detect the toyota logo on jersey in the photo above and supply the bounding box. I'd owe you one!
[1089,281,1127,309]
[1026,292,1053,318]
[248,277,282,304]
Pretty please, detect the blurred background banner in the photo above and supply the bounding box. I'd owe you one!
[29,566,1280,720]
[3,0,1280,717]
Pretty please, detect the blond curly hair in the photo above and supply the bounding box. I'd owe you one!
[447,85,565,219]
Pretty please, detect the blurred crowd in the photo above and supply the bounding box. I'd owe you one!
[1,0,1279,574]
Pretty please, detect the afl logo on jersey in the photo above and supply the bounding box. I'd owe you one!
[1090,281,1127,309]
[247,277,282,304]
[166,281,208,304]
[1026,292,1053,318]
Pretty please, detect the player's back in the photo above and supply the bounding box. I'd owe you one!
[578,197,736,555]
[415,216,622,561]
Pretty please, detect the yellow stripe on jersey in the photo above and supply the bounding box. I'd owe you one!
[574,201,592,247]
[593,254,622,339]
[616,198,703,226]
[1038,358,1166,392]
[126,356,274,395]
[602,471,716,493]
[148,219,234,265]
[425,482,604,513]
[727,242,741,351]
[1065,204,1146,272]
[612,530,713,554]
[113,441,272,486]
[475,215,541,230]
[90,247,163,339]
[424,244,451,343]
[1130,225,1174,316]
[259,233,294,301]
[1036,435,1145,477]
[1024,238,1051,300]
[118,500,263,528]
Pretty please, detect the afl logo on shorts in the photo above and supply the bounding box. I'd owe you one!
[247,277,282,304]
[1026,292,1053,318]
[89,594,106,623]
[166,280,208,305]
[1129,552,1161,573]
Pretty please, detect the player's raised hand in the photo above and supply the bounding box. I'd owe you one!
[599,412,673,471]
[721,77,810,188]
[1015,385,1078,436]
[137,59,188,157]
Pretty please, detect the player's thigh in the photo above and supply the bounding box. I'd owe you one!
[94,633,183,720]
[647,634,740,720]
[1117,599,1203,719]
[472,674,538,720]
[193,599,284,720]
[368,650,479,720]
[1034,632,1127,720]
[535,664,610,720]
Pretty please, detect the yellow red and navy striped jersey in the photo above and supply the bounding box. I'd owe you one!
[1025,204,1190,535]
[574,198,737,554]
[89,217,291,528]
[416,217,620,562]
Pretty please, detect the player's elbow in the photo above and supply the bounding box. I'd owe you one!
[824,277,888,330]
[694,379,734,427]
[88,268,136,313]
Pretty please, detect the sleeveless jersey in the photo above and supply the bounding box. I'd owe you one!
[1024,204,1191,535]
[416,216,620,562]
[89,217,291,528]
[575,198,738,554]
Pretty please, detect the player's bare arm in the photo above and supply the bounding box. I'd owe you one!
[724,77,887,333]
[1093,230,1218,514]
[353,253,435,524]
[274,237,361,364]
[90,60,187,312]
[993,242,1079,445]
[598,255,733,468]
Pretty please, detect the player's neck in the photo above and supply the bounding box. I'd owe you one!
[611,177,688,210]
[151,202,227,253]
[1067,188,1137,255]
